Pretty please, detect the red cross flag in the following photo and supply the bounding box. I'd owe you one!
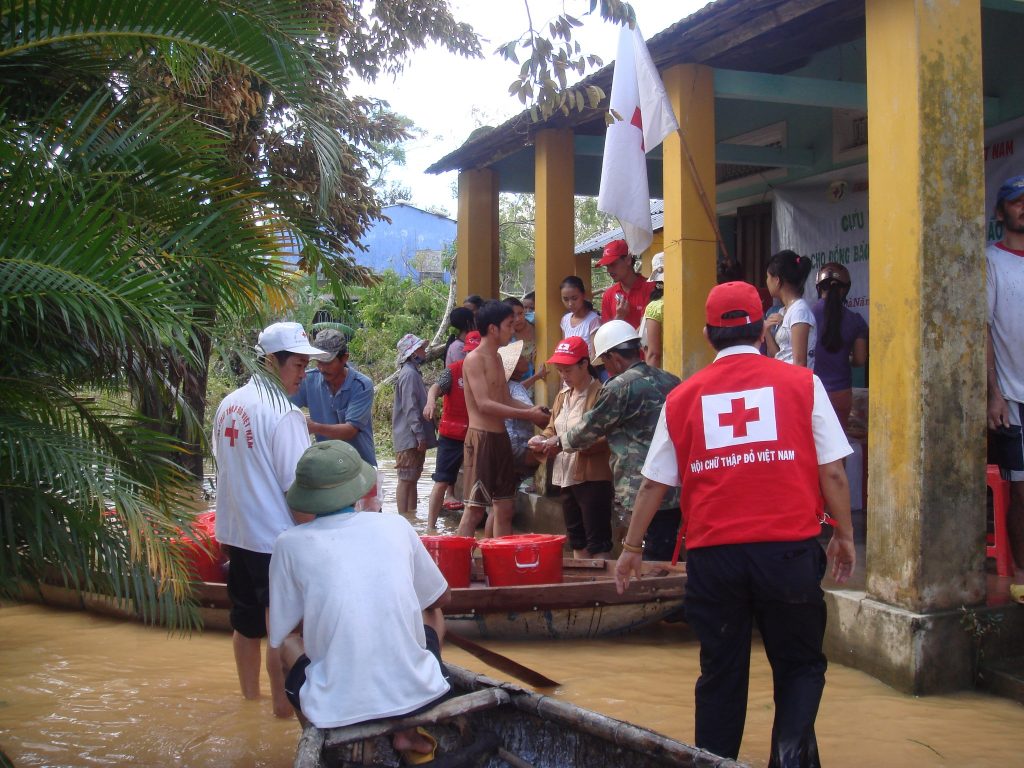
[598,23,679,256]
[701,388,778,450]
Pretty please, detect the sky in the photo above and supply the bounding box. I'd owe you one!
[356,1,712,217]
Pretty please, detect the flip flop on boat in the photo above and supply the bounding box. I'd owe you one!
[397,727,437,765]
[442,499,464,511]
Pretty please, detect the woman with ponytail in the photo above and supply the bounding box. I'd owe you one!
[444,307,476,365]
[764,250,817,368]
[811,263,868,431]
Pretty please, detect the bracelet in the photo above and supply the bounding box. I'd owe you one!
[621,540,644,554]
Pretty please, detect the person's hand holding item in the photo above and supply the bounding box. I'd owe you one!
[614,293,630,321]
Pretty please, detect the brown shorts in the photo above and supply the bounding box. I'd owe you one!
[395,447,426,481]
[462,428,517,509]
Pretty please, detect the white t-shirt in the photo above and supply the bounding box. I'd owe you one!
[560,311,601,359]
[268,513,450,729]
[642,346,852,486]
[213,379,311,553]
[774,298,817,369]
[986,242,1024,402]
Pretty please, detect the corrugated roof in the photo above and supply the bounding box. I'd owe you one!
[574,201,664,256]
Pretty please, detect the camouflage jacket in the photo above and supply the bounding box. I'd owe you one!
[562,362,681,511]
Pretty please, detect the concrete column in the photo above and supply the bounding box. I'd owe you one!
[662,64,717,378]
[534,128,576,406]
[456,168,499,301]
[825,0,988,695]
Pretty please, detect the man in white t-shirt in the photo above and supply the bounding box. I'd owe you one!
[271,441,450,763]
[213,321,325,717]
[614,281,855,766]
[987,175,1024,597]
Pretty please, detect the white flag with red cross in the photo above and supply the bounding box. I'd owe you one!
[701,388,778,450]
[598,23,679,256]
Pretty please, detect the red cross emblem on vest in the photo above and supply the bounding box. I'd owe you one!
[701,387,778,449]
[224,420,239,447]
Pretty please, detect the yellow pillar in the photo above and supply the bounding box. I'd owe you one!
[534,128,576,406]
[865,0,985,611]
[456,169,499,300]
[662,64,717,378]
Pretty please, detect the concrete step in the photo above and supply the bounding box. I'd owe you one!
[978,654,1024,705]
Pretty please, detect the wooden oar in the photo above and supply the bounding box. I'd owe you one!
[445,631,559,688]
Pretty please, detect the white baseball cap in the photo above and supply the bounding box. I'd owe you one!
[257,322,329,358]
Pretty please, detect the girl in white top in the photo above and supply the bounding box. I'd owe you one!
[558,275,601,359]
[764,250,817,369]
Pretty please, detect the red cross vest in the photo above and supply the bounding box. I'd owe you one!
[438,360,469,441]
[664,352,822,549]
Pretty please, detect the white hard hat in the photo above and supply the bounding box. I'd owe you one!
[593,320,640,358]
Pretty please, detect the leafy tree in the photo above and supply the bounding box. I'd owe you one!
[499,0,636,121]
[0,0,479,625]
[499,193,537,296]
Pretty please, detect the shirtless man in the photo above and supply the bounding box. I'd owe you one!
[458,300,549,537]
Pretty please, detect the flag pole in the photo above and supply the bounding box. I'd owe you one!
[675,126,732,266]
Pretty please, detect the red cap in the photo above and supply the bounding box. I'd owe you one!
[597,239,629,266]
[464,331,482,352]
[546,336,590,365]
[705,282,764,327]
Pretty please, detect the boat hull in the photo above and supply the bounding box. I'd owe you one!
[25,559,687,641]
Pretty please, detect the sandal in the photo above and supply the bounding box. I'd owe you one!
[442,499,464,511]
[397,727,437,765]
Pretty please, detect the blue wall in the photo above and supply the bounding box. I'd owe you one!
[357,204,456,282]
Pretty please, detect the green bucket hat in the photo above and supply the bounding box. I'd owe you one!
[286,441,376,515]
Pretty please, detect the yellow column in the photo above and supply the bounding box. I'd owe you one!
[534,128,576,406]
[456,169,499,300]
[865,0,985,611]
[662,64,717,378]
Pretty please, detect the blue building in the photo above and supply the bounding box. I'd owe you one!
[357,203,456,282]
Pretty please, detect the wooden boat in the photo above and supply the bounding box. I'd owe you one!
[25,559,687,641]
[443,558,686,640]
[294,663,744,768]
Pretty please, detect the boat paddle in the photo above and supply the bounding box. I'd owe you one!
[445,631,559,689]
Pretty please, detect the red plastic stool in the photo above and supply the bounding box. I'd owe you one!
[987,464,1014,577]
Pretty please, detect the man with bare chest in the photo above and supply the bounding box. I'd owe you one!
[458,301,549,537]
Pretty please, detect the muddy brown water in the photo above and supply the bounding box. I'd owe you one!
[2,458,1022,766]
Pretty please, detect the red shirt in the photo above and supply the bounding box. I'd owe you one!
[664,353,823,548]
[438,360,469,441]
[601,276,656,329]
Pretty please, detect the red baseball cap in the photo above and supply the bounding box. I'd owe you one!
[546,336,590,365]
[464,331,482,352]
[597,239,629,267]
[705,282,764,327]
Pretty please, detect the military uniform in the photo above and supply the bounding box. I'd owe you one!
[561,361,681,559]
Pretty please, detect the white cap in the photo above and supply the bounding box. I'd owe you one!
[257,322,329,359]
[593,319,641,358]
[648,252,665,283]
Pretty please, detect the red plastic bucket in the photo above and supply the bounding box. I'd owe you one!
[478,534,567,587]
[420,535,477,588]
[180,510,226,582]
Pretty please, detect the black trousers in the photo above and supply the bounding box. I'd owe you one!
[559,480,614,555]
[685,539,827,768]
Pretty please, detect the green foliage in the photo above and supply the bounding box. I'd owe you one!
[499,1,635,121]
[0,0,479,626]
[348,271,448,382]
[499,193,537,296]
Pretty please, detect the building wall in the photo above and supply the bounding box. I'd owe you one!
[357,204,456,282]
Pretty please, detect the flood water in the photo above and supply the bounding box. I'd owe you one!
[2,458,1023,766]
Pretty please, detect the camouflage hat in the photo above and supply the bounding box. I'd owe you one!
[313,329,348,362]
